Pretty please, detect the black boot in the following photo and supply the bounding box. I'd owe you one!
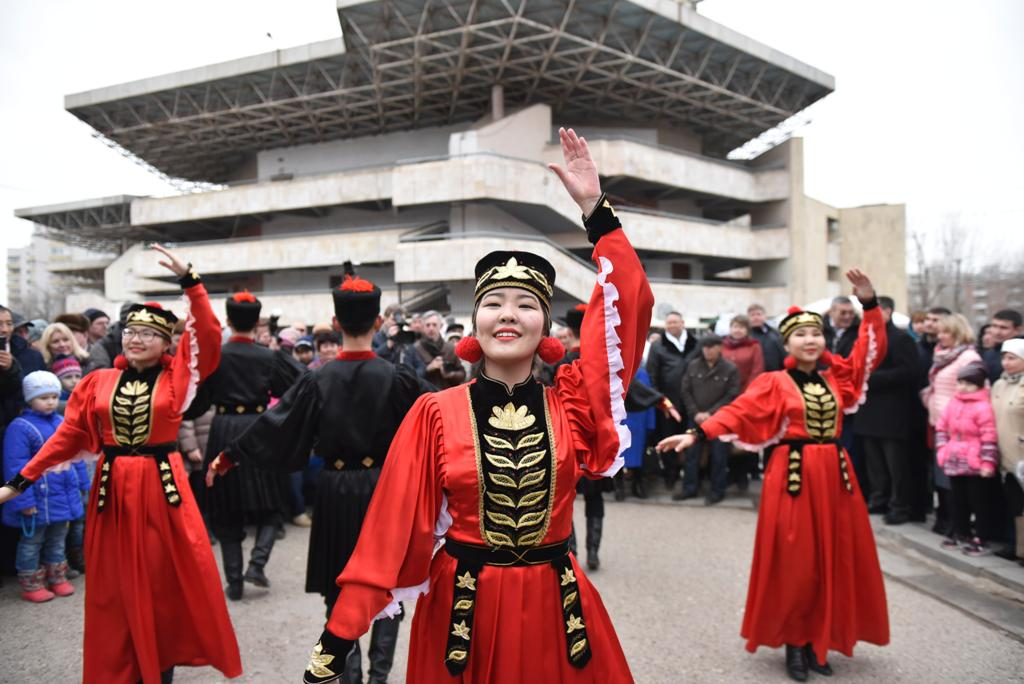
[221,541,244,601]
[344,639,363,684]
[804,644,833,676]
[613,472,626,501]
[630,469,648,499]
[68,546,85,574]
[585,517,602,571]
[785,644,808,682]
[244,524,277,588]
[367,611,402,683]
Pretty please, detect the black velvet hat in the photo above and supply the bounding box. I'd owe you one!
[225,291,262,331]
[474,251,555,313]
[124,303,178,339]
[332,262,381,329]
[779,306,825,342]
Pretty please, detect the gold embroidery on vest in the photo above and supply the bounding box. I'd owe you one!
[799,381,838,441]
[109,375,157,447]
[469,387,556,550]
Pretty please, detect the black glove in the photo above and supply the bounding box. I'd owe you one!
[302,629,355,684]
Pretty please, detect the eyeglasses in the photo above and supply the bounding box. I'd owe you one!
[122,328,161,342]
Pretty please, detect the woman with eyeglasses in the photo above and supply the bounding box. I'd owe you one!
[0,244,242,684]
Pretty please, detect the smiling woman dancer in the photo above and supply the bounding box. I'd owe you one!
[287,128,653,683]
[658,270,890,682]
[0,245,241,684]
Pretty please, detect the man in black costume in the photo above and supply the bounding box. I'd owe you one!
[208,266,435,684]
[194,291,306,600]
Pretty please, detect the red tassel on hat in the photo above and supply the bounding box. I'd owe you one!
[819,350,834,368]
[784,355,797,371]
[537,336,566,364]
[455,336,483,363]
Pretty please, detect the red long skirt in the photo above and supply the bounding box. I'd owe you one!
[405,549,633,683]
[83,452,242,683]
[741,443,890,665]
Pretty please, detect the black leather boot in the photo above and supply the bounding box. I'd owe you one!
[221,541,244,601]
[586,517,602,571]
[244,524,277,588]
[804,644,833,676]
[630,469,648,499]
[785,644,808,682]
[613,471,626,501]
[367,611,402,683]
[344,639,363,684]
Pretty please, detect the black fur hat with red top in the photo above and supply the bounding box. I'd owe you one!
[225,291,261,331]
[332,261,381,329]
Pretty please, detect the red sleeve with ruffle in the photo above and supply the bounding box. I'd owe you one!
[699,372,790,451]
[829,305,887,415]
[555,217,654,478]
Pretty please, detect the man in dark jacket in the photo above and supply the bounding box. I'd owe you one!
[674,335,741,505]
[0,305,26,575]
[854,297,919,525]
[413,310,465,389]
[747,303,785,371]
[982,309,1023,382]
[646,311,696,487]
[824,296,860,358]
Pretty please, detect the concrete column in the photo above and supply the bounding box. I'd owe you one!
[491,84,504,120]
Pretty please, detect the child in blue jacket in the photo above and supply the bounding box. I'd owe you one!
[2,371,88,602]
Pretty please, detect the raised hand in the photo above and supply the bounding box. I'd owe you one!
[845,268,875,302]
[548,127,602,217]
[150,243,190,278]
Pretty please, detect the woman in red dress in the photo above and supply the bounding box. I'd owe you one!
[282,128,653,683]
[659,270,890,682]
[0,245,242,683]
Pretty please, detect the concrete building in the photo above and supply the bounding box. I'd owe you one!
[15,0,906,326]
[5,234,114,319]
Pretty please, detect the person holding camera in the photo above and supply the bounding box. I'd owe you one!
[414,310,466,389]
[374,304,427,378]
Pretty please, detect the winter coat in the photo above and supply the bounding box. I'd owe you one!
[721,336,764,390]
[922,346,983,426]
[935,389,999,477]
[855,321,917,440]
[0,356,23,433]
[178,407,215,473]
[679,356,741,418]
[2,409,88,526]
[991,375,1024,475]
[750,324,785,372]
[646,332,698,415]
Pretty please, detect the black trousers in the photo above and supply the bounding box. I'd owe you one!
[210,510,282,544]
[579,478,605,520]
[949,475,1003,542]
[863,436,910,516]
[1003,473,1024,555]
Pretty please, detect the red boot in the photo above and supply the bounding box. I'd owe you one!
[45,561,75,597]
[19,569,55,603]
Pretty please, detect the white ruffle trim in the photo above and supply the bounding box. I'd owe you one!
[596,254,628,478]
[178,290,201,415]
[843,322,879,415]
[372,494,452,622]
[719,418,790,453]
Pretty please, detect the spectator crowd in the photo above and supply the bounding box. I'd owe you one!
[1,294,1022,602]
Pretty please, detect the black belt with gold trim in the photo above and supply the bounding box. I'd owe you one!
[440,538,591,675]
[326,456,378,471]
[778,439,852,496]
[98,443,182,512]
[214,402,267,415]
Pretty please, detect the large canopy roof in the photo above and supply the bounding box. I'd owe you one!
[65,0,833,183]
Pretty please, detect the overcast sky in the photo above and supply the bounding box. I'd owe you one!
[1,0,1022,303]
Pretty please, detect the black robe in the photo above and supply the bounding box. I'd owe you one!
[225,354,435,597]
[193,339,306,519]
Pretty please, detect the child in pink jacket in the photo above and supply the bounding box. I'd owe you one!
[935,361,1001,556]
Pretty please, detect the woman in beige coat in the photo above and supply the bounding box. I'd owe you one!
[990,338,1024,560]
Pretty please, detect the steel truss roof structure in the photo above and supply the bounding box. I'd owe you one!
[66,0,833,183]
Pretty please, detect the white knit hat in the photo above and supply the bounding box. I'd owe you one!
[23,371,62,403]
[1002,338,1024,360]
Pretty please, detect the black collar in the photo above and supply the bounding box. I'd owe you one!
[477,370,536,398]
